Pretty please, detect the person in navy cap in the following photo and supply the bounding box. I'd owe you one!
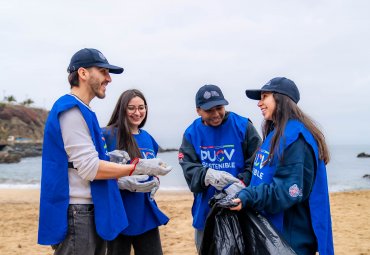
[178,84,261,252]
[231,77,334,255]
[38,48,172,255]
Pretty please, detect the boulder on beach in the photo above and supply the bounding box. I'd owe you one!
[363,174,370,180]
[357,152,370,158]
[0,151,21,163]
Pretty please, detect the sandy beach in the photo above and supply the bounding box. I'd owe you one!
[0,189,369,255]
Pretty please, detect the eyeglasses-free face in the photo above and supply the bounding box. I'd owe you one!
[258,92,276,121]
[196,105,225,127]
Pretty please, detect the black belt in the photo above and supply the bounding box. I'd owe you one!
[68,162,77,169]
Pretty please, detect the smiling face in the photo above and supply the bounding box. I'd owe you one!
[126,96,147,133]
[86,67,111,99]
[258,92,276,121]
[196,105,226,127]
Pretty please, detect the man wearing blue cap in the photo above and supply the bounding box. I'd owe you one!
[178,84,261,251]
[38,48,172,255]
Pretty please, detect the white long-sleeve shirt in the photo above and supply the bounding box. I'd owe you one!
[59,95,100,204]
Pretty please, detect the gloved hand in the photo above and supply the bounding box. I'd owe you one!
[204,168,239,190]
[108,150,131,164]
[117,175,158,192]
[224,181,246,198]
[131,158,172,176]
[150,176,160,200]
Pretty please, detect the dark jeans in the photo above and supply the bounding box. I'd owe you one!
[107,227,163,255]
[52,204,106,255]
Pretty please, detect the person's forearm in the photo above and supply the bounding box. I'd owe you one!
[94,160,135,179]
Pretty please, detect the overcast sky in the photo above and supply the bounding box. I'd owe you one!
[1,1,369,148]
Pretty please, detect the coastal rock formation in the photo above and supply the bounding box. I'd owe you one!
[0,151,21,163]
[0,104,175,163]
[158,146,178,153]
[357,152,370,158]
[0,103,48,163]
[0,103,48,143]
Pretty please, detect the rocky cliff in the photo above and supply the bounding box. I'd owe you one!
[0,103,48,163]
[0,103,48,143]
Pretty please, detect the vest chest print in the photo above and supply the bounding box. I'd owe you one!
[200,145,236,169]
[101,134,109,156]
[253,148,270,180]
[140,148,156,159]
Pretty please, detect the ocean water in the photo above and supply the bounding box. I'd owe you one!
[0,145,369,192]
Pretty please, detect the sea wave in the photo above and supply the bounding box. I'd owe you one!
[0,183,40,189]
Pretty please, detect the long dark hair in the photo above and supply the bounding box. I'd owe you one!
[262,93,330,164]
[106,89,148,159]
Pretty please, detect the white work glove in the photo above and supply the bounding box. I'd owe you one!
[108,150,131,164]
[117,175,158,193]
[149,176,160,200]
[131,158,172,176]
[224,181,246,198]
[204,168,239,190]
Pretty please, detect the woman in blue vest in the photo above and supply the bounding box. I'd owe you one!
[102,89,169,255]
[231,77,334,255]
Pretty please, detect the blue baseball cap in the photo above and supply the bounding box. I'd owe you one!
[67,48,124,74]
[196,84,229,110]
[245,77,300,103]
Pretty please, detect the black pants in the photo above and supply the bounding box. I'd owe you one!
[107,227,163,255]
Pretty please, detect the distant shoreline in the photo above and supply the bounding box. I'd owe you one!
[158,147,178,153]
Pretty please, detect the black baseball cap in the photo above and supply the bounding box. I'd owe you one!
[245,77,300,103]
[67,48,124,74]
[196,84,229,110]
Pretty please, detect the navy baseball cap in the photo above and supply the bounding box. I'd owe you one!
[67,48,124,74]
[245,77,300,103]
[196,84,229,110]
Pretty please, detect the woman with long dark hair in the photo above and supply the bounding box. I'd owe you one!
[102,89,168,255]
[231,77,334,255]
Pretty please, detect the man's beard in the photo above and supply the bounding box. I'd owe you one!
[89,78,106,99]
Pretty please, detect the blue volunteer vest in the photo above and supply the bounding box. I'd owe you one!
[102,128,169,236]
[250,119,334,255]
[38,95,128,245]
[184,112,248,229]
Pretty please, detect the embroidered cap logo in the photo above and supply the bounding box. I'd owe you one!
[98,52,106,61]
[203,90,220,100]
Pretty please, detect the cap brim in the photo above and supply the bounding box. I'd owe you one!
[245,90,263,100]
[96,63,124,74]
[199,99,229,110]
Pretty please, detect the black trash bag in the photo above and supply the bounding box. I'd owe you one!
[200,193,245,255]
[200,193,297,255]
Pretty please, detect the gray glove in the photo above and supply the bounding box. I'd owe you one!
[108,150,131,164]
[132,158,172,176]
[224,181,246,198]
[149,176,160,200]
[204,168,239,190]
[117,175,157,192]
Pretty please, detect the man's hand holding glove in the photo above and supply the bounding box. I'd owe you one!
[204,168,239,190]
[131,158,172,176]
[108,150,163,198]
[108,150,172,176]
